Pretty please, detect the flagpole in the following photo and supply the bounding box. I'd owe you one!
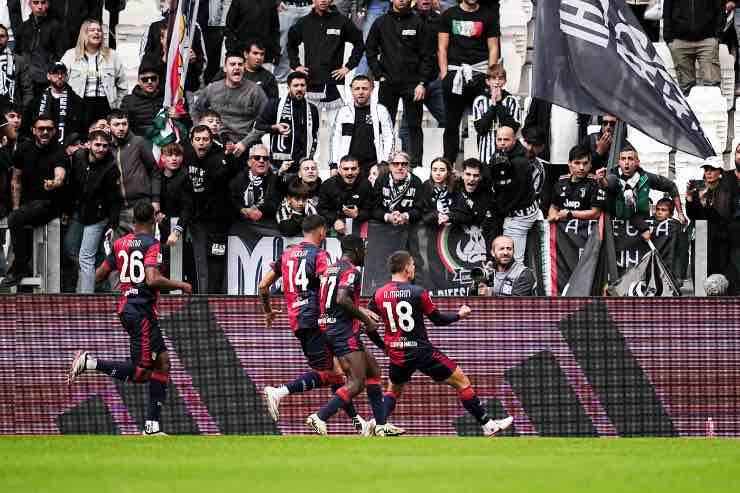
[600,121,625,289]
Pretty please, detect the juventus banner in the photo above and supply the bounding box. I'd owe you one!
[164,0,200,111]
[534,0,715,158]
[549,218,680,296]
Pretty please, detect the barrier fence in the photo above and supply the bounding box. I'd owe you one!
[1,295,739,436]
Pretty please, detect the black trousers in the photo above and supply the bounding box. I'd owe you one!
[204,27,225,84]
[7,200,57,274]
[442,71,487,162]
[189,220,229,294]
[379,81,423,166]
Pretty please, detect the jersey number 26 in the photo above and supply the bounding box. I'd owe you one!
[118,250,145,284]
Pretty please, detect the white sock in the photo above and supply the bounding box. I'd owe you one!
[277,386,290,398]
[85,356,97,370]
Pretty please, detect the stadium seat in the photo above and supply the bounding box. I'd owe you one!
[500,0,534,94]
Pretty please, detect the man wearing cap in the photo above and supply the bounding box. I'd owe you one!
[121,63,165,138]
[686,155,738,293]
[597,145,686,241]
[23,62,84,147]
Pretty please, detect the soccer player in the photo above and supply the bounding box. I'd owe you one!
[306,235,403,436]
[68,202,193,436]
[259,215,368,433]
[368,250,514,437]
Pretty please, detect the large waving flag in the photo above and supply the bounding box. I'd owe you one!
[533,0,715,158]
[164,0,200,113]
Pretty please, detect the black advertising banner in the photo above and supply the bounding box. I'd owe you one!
[549,218,679,296]
[533,0,714,158]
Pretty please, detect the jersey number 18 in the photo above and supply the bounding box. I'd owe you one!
[382,301,415,333]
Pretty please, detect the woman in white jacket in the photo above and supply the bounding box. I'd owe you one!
[61,18,128,129]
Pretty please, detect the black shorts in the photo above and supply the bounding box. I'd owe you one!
[326,329,364,359]
[294,326,332,371]
[119,304,166,369]
[389,347,457,384]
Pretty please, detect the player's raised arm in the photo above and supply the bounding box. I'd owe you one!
[258,269,281,327]
[422,289,471,326]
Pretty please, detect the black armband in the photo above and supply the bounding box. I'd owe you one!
[428,310,460,326]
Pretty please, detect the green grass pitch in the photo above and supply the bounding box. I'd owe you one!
[2,437,738,493]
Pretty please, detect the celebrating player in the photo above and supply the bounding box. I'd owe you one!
[306,235,404,436]
[260,216,369,433]
[68,202,193,436]
[368,250,514,437]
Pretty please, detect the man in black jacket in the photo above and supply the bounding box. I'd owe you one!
[318,155,374,235]
[0,24,33,113]
[186,125,238,294]
[225,0,280,65]
[65,130,120,293]
[366,0,431,167]
[229,144,280,226]
[450,158,490,228]
[1,114,67,287]
[664,0,724,94]
[120,63,165,138]
[287,0,364,124]
[372,151,424,226]
[14,0,66,96]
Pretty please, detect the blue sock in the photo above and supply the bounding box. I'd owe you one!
[332,383,358,419]
[96,360,136,382]
[383,392,397,420]
[146,376,168,422]
[366,383,386,425]
[286,371,322,394]
[317,387,350,422]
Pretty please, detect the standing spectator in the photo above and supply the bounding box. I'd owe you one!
[1,114,66,287]
[581,114,632,169]
[65,130,120,293]
[664,0,724,94]
[318,154,375,235]
[490,126,537,263]
[242,40,279,101]
[438,0,500,162]
[372,150,424,226]
[23,62,85,147]
[274,0,313,83]
[200,0,229,83]
[49,0,99,50]
[329,75,394,175]
[0,23,32,112]
[522,126,547,212]
[356,0,390,76]
[477,235,536,296]
[449,157,490,227]
[107,109,160,238]
[399,0,447,153]
[627,1,660,42]
[597,146,687,241]
[61,18,128,128]
[547,145,605,223]
[185,125,238,294]
[277,178,317,236]
[420,156,456,227]
[14,0,66,96]
[287,0,364,128]
[192,51,267,158]
[230,144,280,225]
[225,0,280,65]
[472,63,519,164]
[253,71,319,174]
[1,0,23,45]
[366,0,431,167]
[120,63,164,138]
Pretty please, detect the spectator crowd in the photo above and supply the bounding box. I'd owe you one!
[0,0,738,296]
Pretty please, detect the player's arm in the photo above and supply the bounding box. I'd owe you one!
[95,260,113,283]
[337,287,378,331]
[362,293,385,350]
[421,289,471,326]
[258,269,281,327]
[145,266,192,294]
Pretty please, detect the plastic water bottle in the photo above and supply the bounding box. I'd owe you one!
[705,417,716,438]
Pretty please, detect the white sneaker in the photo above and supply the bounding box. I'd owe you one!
[376,422,406,437]
[306,413,327,435]
[263,386,282,421]
[143,420,168,436]
[361,418,376,437]
[483,416,514,437]
[69,350,88,384]
[353,415,371,435]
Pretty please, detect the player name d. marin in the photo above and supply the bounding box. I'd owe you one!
[383,289,411,299]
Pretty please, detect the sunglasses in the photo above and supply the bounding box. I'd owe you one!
[603,121,617,127]
[391,161,410,166]
[140,76,158,83]
[251,155,269,161]
[35,126,55,133]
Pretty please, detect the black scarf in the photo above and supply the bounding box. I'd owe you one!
[39,87,68,145]
[0,47,16,101]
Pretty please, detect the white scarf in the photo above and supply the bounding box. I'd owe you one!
[273,95,314,162]
[39,87,68,145]
[619,172,641,212]
[243,171,265,208]
[0,47,16,101]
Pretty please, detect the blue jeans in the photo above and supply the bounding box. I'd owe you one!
[78,219,107,293]
[399,78,446,152]
[356,0,389,75]
[274,4,313,82]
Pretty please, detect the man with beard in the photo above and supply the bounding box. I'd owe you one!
[547,145,605,223]
[185,125,238,294]
[192,51,266,158]
[23,62,84,146]
[252,71,319,173]
[318,155,374,235]
[477,235,536,296]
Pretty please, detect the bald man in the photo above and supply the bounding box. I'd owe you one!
[477,235,536,296]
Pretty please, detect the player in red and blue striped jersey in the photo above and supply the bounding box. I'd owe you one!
[259,216,369,433]
[68,202,192,435]
[368,250,514,437]
[305,235,401,436]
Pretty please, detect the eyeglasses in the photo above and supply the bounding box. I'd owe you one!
[603,121,617,127]
[251,155,269,161]
[140,76,158,83]
[35,126,55,133]
[391,161,410,166]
